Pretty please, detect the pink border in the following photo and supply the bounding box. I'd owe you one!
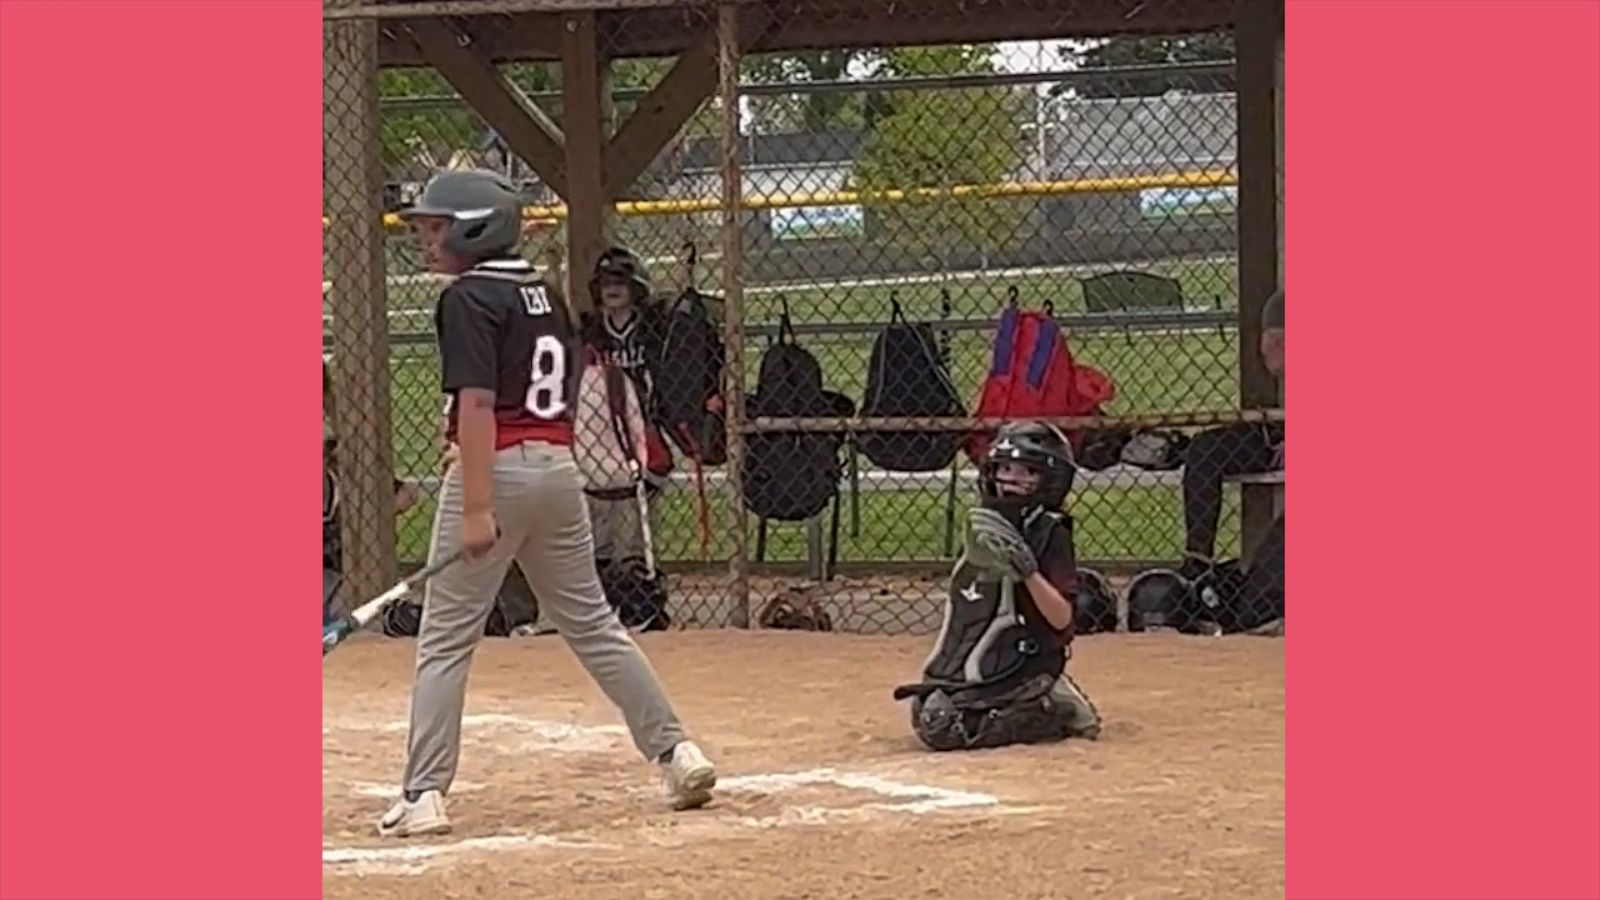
[1,1,1597,898]
[1,2,324,898]
[1286,1,1600,898]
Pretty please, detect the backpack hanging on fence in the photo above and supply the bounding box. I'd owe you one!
[857,298,966,472]
[652,273,727,557]
[653,252,727,467]
[572,353,651,501]
[965,301,1116,464]
[743,300,853,522]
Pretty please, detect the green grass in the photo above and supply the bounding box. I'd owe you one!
[393,472,1245,567]
[362,255,1250,566]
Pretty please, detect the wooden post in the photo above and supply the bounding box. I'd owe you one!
[324,5,398,600]
[1236,0,1283,562]
[561,10,610,314]
[718,2,750,628]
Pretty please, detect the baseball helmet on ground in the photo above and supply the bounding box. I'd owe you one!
[1073,567,1118,635]
[1126,568,1194,632]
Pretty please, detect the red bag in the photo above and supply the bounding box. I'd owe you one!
[965,305,1116,463]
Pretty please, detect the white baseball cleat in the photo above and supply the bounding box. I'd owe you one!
[377,789,451,838]
[660,740,717,811]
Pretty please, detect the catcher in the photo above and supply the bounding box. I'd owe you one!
[894,422,1102,750]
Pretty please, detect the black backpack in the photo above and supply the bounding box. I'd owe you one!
[857,299,965,471]
[743,305,852,522]
[653,287,727,466]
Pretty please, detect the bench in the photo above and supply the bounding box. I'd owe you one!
[1227,469,1285,517]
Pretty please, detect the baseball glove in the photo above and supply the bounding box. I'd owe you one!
[757,591,834,632]
[965,507,1039,581]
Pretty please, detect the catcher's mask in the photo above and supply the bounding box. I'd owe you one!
[979,421,1076,519]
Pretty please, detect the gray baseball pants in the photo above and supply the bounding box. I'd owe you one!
[401,441,686,795]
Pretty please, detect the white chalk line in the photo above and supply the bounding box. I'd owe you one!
[323,833,618,872]
[325,715,1029,873]
[324,713,626,754]
[719,768,999,814]
[343,779,487,799]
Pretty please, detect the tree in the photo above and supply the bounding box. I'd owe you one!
[1058,32,1235,98]
[851,46,1028,259]
[377,68,480,171]
[742,50,879,133]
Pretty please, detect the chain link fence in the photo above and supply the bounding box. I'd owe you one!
[322,0,1283,637]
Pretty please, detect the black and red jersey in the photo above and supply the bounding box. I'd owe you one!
[435,257,577,449]
[580,305,663,411]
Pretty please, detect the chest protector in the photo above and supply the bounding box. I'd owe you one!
[910,561,1065,704]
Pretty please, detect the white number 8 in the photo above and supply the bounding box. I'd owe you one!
[524,334,568,419]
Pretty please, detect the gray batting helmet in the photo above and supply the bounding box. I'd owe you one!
[399,169,522,260]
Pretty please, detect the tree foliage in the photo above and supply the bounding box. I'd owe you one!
[852,46,1027,257]
[1058,32,1236,98]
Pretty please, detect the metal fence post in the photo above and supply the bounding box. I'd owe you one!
[718,1,750,627]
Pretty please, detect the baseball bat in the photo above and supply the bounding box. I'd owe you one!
[322,548,467,658]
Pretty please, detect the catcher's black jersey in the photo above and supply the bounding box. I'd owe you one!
[435,257,577,448]
[922,512,1078,690]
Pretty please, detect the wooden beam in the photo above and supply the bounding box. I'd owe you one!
[324,3,398,601]
[1235,0,1283,563]
[602,8,769,200]
[375,0,1236,67]
[561,9,611,313]
[602,35,718,198]
[407,18,570,199]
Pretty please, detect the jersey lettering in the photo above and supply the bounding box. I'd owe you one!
[524,334,568,420]
[521,284,553,316]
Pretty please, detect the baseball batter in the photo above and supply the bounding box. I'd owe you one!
[379,169,716,838]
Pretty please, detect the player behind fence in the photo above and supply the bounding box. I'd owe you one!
[579,246,670,569]
[894,422,1101,750]
[377,169,716,838]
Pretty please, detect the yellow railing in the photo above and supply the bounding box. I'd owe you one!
[322,168,1237,230]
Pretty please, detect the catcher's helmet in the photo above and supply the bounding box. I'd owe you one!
[1126,568,1193,632]
[398,169,522,260]
[979,421,1077,513]
[589,246,653,305]
[1073,567,1118,635]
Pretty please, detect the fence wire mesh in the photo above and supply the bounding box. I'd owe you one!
[322,0,1283,638]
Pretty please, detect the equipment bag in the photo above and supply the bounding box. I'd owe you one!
[965,304,1116,463]
[743,302,851,522]
[857,298,965,472]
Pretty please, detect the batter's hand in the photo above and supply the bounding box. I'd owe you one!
[440,443,460,473]
[462,509,498,558]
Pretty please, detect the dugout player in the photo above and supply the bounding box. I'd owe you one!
[894,422,1102,750]
[379,169,717,838]
[579,246,666,566]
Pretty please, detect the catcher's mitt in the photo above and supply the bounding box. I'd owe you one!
[757,591,833,632]
[964,507,1039,581]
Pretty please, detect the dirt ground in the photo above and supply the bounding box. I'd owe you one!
[323,631,1283,900]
